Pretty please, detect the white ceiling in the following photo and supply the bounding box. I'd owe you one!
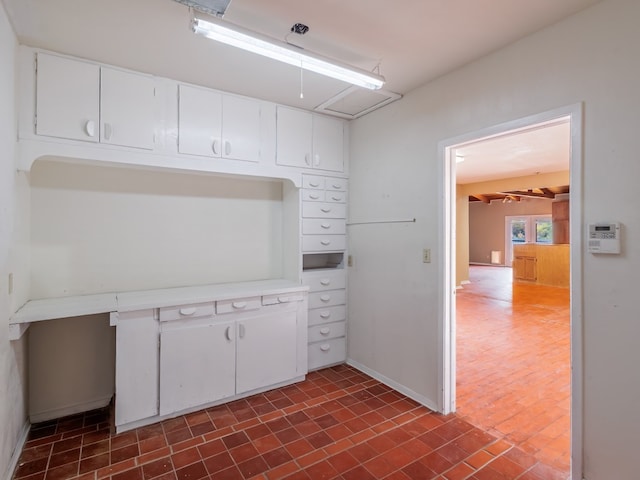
[455,120,571,185]
[2,0,587,182]
[3,0,600,112]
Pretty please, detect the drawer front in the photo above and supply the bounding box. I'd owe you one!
[302,235,346,252]
[325,177,347,192]
[325,191,346,203]
[302,189,325,202]
[302,175,325,190]
[159,302,214,322]
[262,292,306,305]
[309,289,347,309]
[308,337,346,370]
[308,305,346,326]
[302,218,346,235]
[308,321,346,343]
[216,296,261,314]
[302,202,347,219]
[303,270,346,292]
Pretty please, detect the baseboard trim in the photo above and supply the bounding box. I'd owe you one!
[29,396,112,424]
[346,359,440,413]
[4,419,29,480]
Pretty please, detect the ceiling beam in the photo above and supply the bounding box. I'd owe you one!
[497,190,556,199]
[470,194,491,203]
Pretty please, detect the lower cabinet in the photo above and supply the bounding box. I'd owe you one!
[113,283,308,432]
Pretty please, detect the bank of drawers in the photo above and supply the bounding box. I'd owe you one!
[301,174,346,253]
[303,269,347,370]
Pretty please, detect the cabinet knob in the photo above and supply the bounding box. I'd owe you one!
[212,139,219,155]
[320,223,331,229]
[103,122,113,140]
[321,208,332,213]
[305,153,311,166]
[84,120,96,137]
[225,325,232,341]
[309,182,320,188]
[331,184,342,190]
[309,194,320,200]
[320,240,331,246]
[320,311,331,319]
[232,301,247,309]
[179,307,197,316]
[331,196,342,201]
[320,344,331,352]
[320,327,330,335]
[239,323,246,338]
[313,154,321,167]
[320,279,331,286]
[320,295,331,303]
[224,140,231,156]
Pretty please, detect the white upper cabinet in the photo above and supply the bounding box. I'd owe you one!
[100,67,156,150]
[36,53,100,143]
[276,106,344,172]
[35,52,156,150]
[178,84,261,162]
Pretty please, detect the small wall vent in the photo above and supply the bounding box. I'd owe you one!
[315,86,402,120]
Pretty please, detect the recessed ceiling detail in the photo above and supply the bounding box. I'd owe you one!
[315,86,402,119]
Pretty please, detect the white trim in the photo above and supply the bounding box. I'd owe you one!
[437,103,583,479]
[347,359,439,412]
[4,420,29,480]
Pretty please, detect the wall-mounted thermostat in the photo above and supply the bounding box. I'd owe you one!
[588,222,621,254]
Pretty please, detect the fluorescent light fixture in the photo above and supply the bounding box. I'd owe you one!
[192,17,385,90]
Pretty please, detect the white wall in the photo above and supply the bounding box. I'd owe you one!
[0,3,29,479]
[348,0,640,478]
[30,160,284,297]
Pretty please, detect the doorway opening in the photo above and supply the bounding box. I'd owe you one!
[437,104,583,480]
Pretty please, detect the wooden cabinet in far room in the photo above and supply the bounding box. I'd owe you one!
[513,256,537,281]
[552,200,570,244]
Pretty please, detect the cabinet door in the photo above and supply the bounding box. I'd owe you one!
[178,84,222,157]
[222,95,260,162]
[276,106,312,168]
[313,115,344,172]
[115,310,159,427]
[236,309,298,394]
[36,53,100,143]
[101,67,156,150]
[159,320,235,415]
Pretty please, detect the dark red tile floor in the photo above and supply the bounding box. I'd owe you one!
[456,265,570,476]
[14,363,568,480]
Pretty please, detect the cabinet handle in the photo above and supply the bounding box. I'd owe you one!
[309,182,320,188]
[331,184,342,190]
[179,307,197,316]
[313,154,321,167]
[305,153,311,165]
[225,325,232,341]
[84,120,96,137]
[321,208,332,213]
[320,240,331,246]
[232,301,247,309]
[239,323,246,338]
[320,327,330,336]
[320,279,331,286]
[320,344,331,352]
[320,295,331,303]
[104,123,112,140]
[277,296,290,303]
[224,140,231,156]
[320,223,331,229]
[309,194,320,200]
[331,196,342,201]
[212,139,219,155]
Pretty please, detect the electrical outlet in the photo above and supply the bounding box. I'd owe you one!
[347,255,354,267]
[422,249,431,263]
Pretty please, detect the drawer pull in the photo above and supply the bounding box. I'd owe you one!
[331,196,342,201]
[320,311,331,319]
[104,122,113,140]
[232,301,247,309]
[320,207,332,213]
[84,120,96,137]
[225,325,232,341]
[305,153,311,166]
[320,327,331,335]
[309,194,320,200]
[320,240,331,246]
[320,223,331,229]
[313,154,321,167]
[331,184,342,189]
[277,296,290,303]
[320,279,331,286]
[309,182,320,188]
[212,139,219,155]
[320,344,331,352]
[320,295,331,303]
[179,307,197,316]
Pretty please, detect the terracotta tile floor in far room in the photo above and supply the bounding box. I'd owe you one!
[13,366,572,480]
[456,265,570,476]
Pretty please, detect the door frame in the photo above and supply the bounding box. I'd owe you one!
[437,103,583,479]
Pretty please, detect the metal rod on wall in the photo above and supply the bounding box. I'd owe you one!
[347,218,416,226]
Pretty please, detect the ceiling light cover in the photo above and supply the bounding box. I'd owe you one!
[192,17,385,90]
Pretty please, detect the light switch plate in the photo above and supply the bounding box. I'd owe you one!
[423,249,431,263]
